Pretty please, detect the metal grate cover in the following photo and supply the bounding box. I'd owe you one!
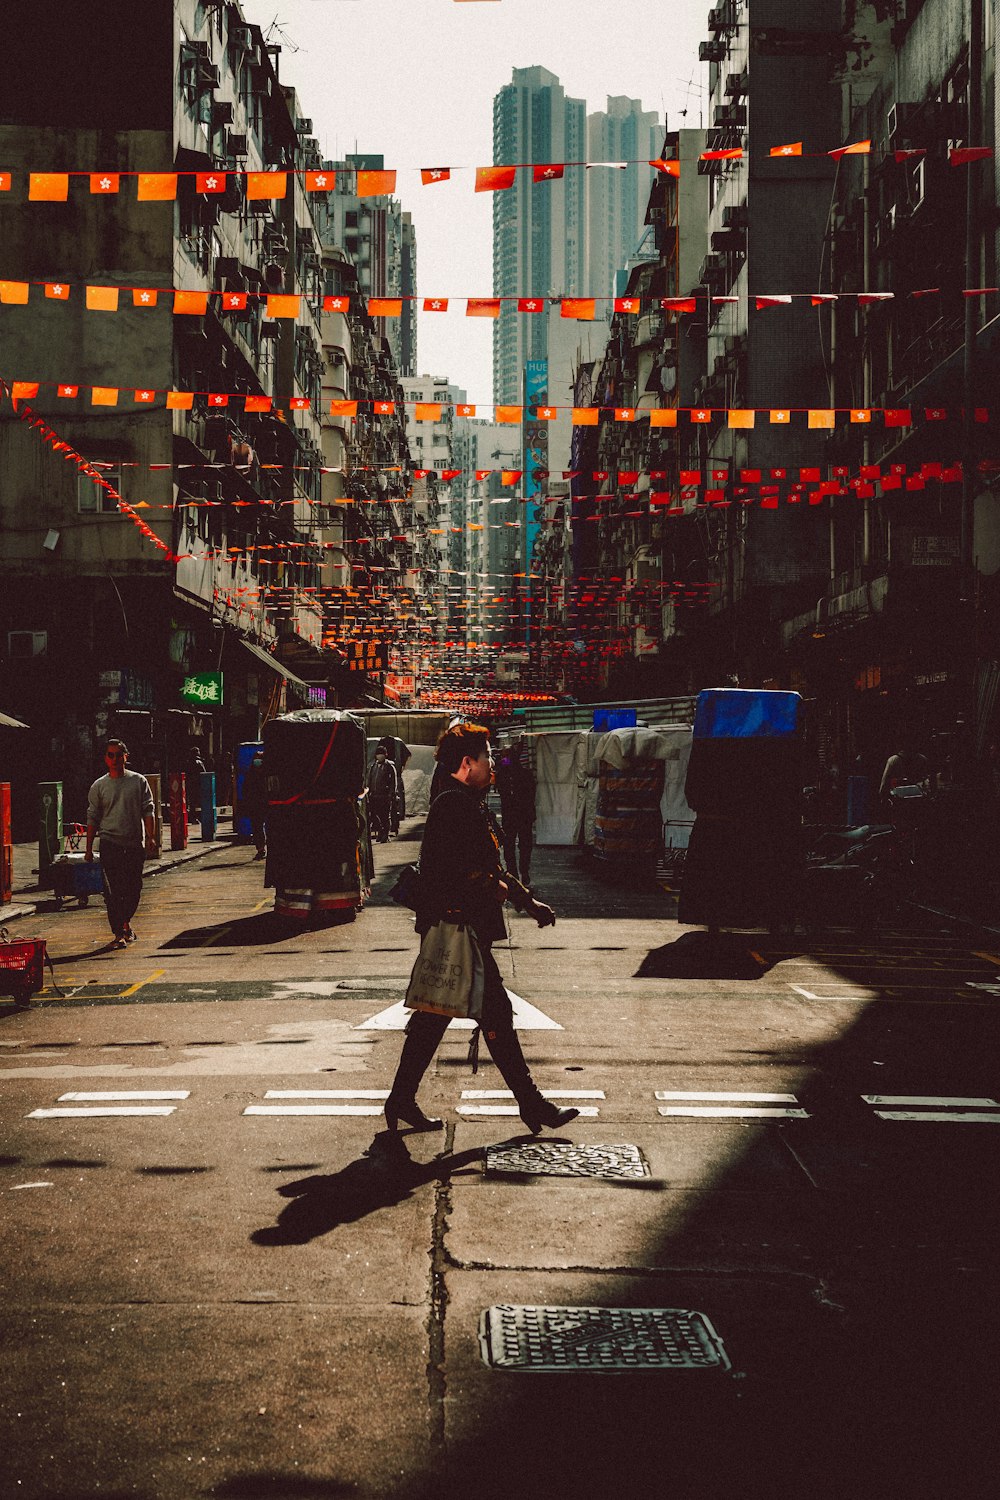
[480,1305,731,1373]
[485,1141,648,1180]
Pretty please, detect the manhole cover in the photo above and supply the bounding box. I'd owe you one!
[485,1142,648,1179]
[480,1306,730,1373]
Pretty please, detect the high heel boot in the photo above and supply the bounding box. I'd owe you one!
[384,1014,447,1133]
[482,1023,580,1134]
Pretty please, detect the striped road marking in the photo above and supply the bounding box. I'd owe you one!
[862,1094,1000,1123]
[655,1089,809,1120]
[245,1090,388,1117]
[458,1090,602,1118]
[28,1089,189,1119]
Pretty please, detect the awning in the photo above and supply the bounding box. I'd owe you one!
[239,638,313,691]
[0,709,29,729]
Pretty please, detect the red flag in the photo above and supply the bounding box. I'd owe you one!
[650,159,680,177]
[323,295,350,312]
[208,394,229,408]
[57,384,79,398]
[894,149,926,163]
[770,142,803,157]
[466,298,501,318]
[222,292,248,311]
[137,173,177,200]
[29,173,69,201]
[247,172,287,200]
[475,469,492,481]
[756,295,792,309]
[518,297,544,312]
[45,281,71,299]
[829,140,871,159]
[357,169,396,197]
[614,297,639,314]
[690,407,712,423]
[174,290,209,315]
[700,148,743,161]
[305,170,335,192]
[196,171,227,194]
[90,173,120,194]
[245,395,272,413]
[423,297,449,311]
[289,397,310,411]
[456,404,476,417]
[330,400,358,417]
[0,172,10,192]
[421,168,451,185]
[561,298,595,320]
[476,165,517,192]
[133,288,158,307]
[662,297,697,313]
[368,299,402,317]
[884,408,912,427]
[533,163,564,182]
[373,401,395,415]
[0,280,28,303]
[949,147,993,165]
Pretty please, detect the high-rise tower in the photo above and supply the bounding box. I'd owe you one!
[587,96,662,305]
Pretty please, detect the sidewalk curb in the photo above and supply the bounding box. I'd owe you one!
[0,837,233,926]
[909,900,1000,946]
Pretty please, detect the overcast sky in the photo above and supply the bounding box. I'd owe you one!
[241,0,708,403]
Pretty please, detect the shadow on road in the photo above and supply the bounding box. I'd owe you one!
[159,910,356,949]
[213,1477,355,1499]
[251,1133,484,1246]
[634,928,780,979]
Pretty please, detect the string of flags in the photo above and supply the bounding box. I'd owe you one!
[0,145,994,203]
[3,380,992,430]
[3,279,997,320]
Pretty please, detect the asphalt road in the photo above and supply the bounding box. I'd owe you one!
[2,829,999,1499]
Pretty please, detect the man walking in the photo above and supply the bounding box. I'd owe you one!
[384,722,578,1135]
[495,738,537,888]
[85,738,157,948]
[367,744,398,844]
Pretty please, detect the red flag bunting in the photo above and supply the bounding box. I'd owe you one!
[305,170,335,192]
[357,169,396,197]
[90,173,120,194]
[518,297,544,312]
[466,298,501,318]
[196,171,227,194]
[533,163,564,182]
[323,295,349,312]
[423,297,449,312]
[421,168,451,185]
[476,165,517,192]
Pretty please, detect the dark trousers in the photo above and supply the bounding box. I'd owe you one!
[371,796,392,842]
[502,817,533,884]
[390,943,540,1106]
[100,842,144,937]
[250,811,266,853]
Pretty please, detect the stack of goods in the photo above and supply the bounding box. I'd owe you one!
[592,759,665,878]
[262,710,368,922]
[679,689,803,930]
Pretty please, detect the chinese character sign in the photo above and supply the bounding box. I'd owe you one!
[181,672,223,705]
[344,641,388,673]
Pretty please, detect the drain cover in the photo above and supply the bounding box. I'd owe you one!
[485,1142,648,1180]
[479,1305,730,1373]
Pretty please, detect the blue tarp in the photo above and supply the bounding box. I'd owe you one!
[692,689,801,740]
[593,708,638,733]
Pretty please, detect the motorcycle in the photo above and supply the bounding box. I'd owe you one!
[800,785,926,930]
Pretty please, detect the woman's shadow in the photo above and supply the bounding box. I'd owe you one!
[251,1132,484,1246]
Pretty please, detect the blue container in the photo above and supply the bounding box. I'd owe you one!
[200,773,217,842]
[692,688,801,740]
[52,854,105,907]
[235,742,263,840]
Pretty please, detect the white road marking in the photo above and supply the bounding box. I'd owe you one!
[355,988,562,1031]
[460,1089,605,1100]
[29,1107,177,1118]
[874,1110,1000,1124]
[57,1091,190,1102]
[456,1105,601,1118]
[264,1089,390,1100]
[11,1182,54,1190]
[658,1106,810,1119]
[244,1104,383,1116]
[862,1095,999,1107]
[655,1091,799,1103]
[790,985,872,1001]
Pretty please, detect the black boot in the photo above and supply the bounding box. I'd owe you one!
[385,1015,447,1132]
[482,1023,579,1134]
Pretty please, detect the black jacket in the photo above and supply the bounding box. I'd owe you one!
[416,781,531,944]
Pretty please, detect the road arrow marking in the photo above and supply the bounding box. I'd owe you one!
[354,988,562,1031]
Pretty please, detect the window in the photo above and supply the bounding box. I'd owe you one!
[78,468,121,514]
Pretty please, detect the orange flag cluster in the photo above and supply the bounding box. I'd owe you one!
[2,145,994,206]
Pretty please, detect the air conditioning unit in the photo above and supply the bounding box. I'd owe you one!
[724,72,745,97]
[722,203,748,229]
[260,322,281,339]
[295,117,313,134]
[711,228,745,253]
[212,100,234,126]
[886,101,918,146]
[702,252,727,278]
[713,104,747,128]
[699,38,726,62]
[8,630,47,660]
[196,62,221,91]
[231,24,254,52]
[185,40,210,60]
[226,131,248,157]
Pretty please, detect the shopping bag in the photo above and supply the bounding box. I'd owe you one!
[404,920,484,1021]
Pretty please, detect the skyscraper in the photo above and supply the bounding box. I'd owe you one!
[587,96,662,305]
[492,67,587,403]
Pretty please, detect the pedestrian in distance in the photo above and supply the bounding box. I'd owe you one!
[85,738,157,949]
[384,721,579,1136]
[495,737,537,889]
[241,751,267,859]
[367,745,398,844]
[187,746,206,821]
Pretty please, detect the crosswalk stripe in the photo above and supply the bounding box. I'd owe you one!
[862,1095,999,1107]
[57,1091,190,1102]
[244,1104,384,1116]
[29,1107,177,1118]
[874,1110,1000,1123]
[655,1091,799,1103]
[263,1090,390,1100]
[460,1089,605,1100]
[658,1106,810,1119]
[456,1105,601,1118]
